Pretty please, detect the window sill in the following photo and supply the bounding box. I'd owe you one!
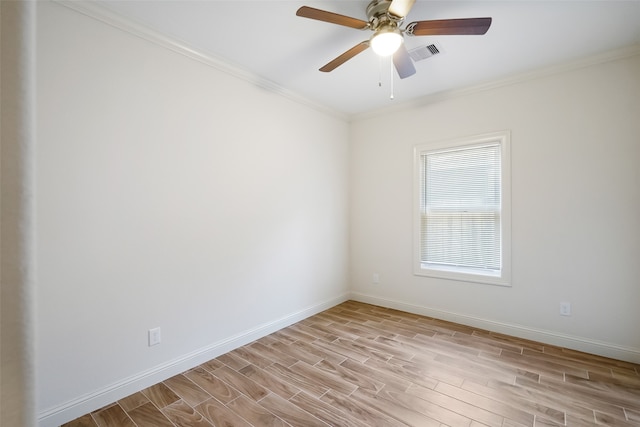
[414,264,511,287]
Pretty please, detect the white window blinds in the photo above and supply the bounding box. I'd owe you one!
[420,143,501,273]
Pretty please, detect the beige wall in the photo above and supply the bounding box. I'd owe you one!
[350,51,640,361]
[26,1,640,425]
[36,2,349,425]
[1,1,37,426]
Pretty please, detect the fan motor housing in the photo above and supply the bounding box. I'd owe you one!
[366,0,399,30]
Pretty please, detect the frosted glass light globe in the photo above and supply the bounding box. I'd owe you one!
[370,30,403,56]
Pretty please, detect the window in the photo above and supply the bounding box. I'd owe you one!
[413,131,511,286]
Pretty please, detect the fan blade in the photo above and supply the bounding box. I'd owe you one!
[388,0,416,19]
[393,44,416,79]
[296,6,369,30]
[407,17,492,36]
[320,41,370,72]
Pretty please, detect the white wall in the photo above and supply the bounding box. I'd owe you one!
[36,2,349,425]
[350,52,640,362]
[1,2,37,426]
[34,1,640,423]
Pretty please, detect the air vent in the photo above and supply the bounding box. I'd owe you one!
[408,43,442,62]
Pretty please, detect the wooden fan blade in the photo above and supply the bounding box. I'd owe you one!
[393,44,416,79]
[407,17,492,36]
[296,6,369,30]
[388,0,416,19]
[320,41,370,72]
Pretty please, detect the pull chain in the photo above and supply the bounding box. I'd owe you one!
[390,58,394,100]
[377,57,395,100]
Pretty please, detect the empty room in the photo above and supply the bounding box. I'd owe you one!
[2,0,639,426]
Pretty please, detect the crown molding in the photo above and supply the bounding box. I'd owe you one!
[351,43,640,122]
[44,2,640,124]
[52,0,348,122]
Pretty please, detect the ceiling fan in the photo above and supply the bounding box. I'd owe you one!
[296,0,492,79]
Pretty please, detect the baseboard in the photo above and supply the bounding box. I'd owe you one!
[37,293,350,427]
[350,292,640,364]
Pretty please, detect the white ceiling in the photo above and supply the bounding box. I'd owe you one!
[92,0,640,116]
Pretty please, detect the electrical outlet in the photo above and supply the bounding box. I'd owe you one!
[560,302,571,316]
[372,273,380,284]
[148,327,161,346]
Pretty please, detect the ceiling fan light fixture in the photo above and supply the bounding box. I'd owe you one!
[297,2,492,77]
[370,28,403,56]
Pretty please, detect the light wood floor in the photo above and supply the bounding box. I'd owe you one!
[63,301,640,427]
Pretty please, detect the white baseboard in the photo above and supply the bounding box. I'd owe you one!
[350,292,640,364]
[38,293,350,427]
[38,291,640,426]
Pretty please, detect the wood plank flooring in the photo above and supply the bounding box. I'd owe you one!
[62,301,640,427]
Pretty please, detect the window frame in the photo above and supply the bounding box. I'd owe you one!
[413,131,511,286]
